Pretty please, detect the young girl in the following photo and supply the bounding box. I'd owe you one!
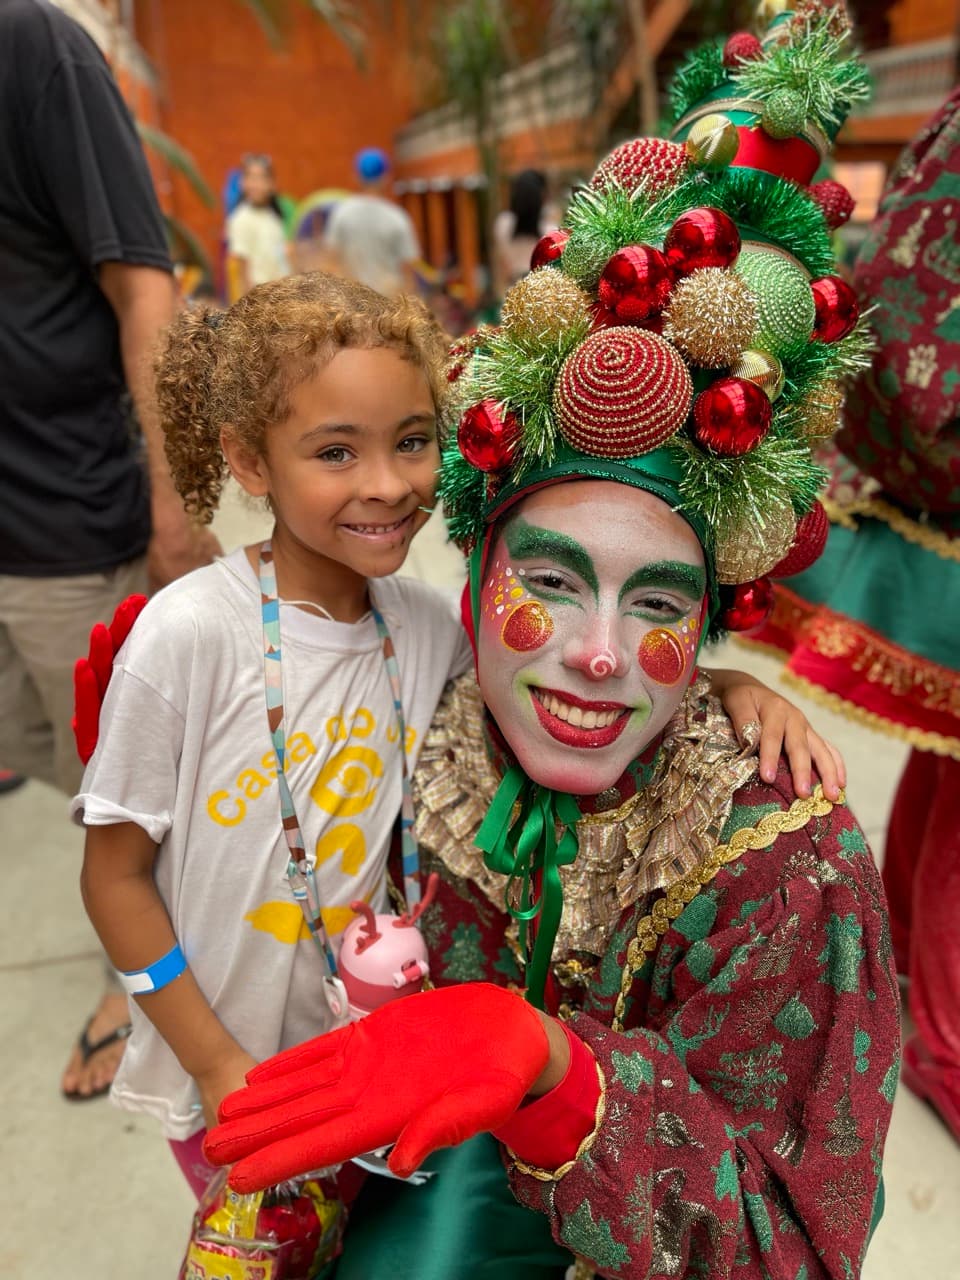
[226,153,290,298]
[72,270,842,1202]
[72,272,472,1195]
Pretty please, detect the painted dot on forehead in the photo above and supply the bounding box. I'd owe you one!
[502,601,554,652]
[637,628,686,685]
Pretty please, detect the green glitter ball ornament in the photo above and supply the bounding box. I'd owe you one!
[560,231,611,291]
[735,249,815,356]
[761,88,808,140]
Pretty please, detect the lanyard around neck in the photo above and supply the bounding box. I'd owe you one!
[258,542,422,978]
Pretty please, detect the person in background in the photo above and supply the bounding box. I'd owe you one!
[323,147,422,297]
[225,153,291,300]
[0,0,220,1102]
[492,168,559,296]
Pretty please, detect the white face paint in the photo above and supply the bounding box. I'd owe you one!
[476,481,707,795]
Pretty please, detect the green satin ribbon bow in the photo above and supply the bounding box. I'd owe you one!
[475,765,582,1010]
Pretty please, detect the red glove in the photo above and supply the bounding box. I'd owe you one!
[72,594,148,764]
[204,982,549,1192]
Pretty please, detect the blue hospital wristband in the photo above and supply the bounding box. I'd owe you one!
[119,943,188,996]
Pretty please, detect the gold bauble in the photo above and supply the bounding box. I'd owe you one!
[663,269,758,368]
[714,493,797,584]
[500,269,592,347]
[795,379,844,440]
[729,349,785,401]
[685,114,740,170]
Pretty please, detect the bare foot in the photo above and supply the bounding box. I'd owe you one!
[61,990,131,1099]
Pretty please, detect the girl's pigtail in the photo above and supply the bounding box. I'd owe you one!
[155,305,227,525]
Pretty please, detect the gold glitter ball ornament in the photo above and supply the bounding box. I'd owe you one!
[663,269,758,368]
[729,349,785,401]
[794,378,845,440]
[714,492,797,584]
[685,114,740,170]
[500,269,593,347]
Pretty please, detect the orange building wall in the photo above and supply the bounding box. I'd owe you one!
[133,0,427,276]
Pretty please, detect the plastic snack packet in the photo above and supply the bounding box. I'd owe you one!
[179,1166,344,1279]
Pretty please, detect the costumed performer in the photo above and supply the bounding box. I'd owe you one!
[207,6,900,1278]
[747,85,960,1142]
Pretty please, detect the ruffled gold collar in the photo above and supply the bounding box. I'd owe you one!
[412,672,759,961]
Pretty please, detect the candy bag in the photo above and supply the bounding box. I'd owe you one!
[179,1166,344,1280]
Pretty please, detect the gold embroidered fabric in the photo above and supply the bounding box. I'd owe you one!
[412,672,760,961]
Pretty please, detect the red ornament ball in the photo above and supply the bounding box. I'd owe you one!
[719,578,775,632]
[554,326,693,458]
[807,180,855,230]
[530,228,570,271]
[457,400,520,473]
[811,275,860,343]
[723,31,763,67]
[769,501,829,577]
[692,377,772,456]
[591,137,688,195]
[663,207,741,275]
[597,245,673,324]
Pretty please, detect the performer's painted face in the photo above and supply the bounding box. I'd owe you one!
[477,481,707,795]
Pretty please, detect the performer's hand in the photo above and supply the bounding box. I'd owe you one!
[708,667,846,800]
[72,594,148,764]
[204,983,550,1192]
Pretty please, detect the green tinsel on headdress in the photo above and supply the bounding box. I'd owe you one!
[732,16,872,134]
[666,38,726,128]
[437,439,487,547]
[778,311,876,402]
[469,323,589,476]
[669,430,826,538]
[683,166,835,276]
[560,183,687,289]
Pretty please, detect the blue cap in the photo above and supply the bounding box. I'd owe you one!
[355,147,390,181]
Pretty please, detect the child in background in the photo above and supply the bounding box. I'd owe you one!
[226,153,290,299]
[71,269,843,1205]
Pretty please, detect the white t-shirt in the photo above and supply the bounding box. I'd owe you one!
[226,203,290,286]
[324,195,420,296]
[71,548,472,1138]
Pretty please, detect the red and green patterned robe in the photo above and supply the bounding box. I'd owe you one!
[407,673,900,1279]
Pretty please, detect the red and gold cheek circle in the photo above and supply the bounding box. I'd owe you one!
[481,558,554,653]
[637,614,701,686]
[502,600,554,652]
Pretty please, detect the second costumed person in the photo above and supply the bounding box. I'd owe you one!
[207,6,900,1278]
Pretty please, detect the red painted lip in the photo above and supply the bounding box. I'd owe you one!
[529,688,632,749]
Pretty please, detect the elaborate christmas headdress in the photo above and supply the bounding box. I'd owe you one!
[441,0,872,637]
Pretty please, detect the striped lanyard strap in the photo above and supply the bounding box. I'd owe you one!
[258,543,422,978]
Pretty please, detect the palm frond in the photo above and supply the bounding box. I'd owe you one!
[137,123,215,208]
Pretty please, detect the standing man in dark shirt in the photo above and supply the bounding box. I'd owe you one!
[0,0,220,1099]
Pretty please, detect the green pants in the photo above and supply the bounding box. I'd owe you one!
[331,1135,573,1279]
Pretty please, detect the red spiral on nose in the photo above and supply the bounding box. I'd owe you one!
[553,326,693,458]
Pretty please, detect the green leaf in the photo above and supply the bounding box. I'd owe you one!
[136,123,215,208]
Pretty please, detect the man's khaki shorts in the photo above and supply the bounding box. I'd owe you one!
[0,558,148,796]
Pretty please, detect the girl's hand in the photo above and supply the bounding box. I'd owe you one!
[196,1048,260,1131]
[708,668,846,801]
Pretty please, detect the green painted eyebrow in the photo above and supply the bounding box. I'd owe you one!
[618,561,706,605]
[504,518,599,597]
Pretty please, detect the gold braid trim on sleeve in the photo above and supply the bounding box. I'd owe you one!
[613,785,839,1028]
[505,1054,607,1182]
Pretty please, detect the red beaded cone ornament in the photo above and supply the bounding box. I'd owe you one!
[591,138,688,194]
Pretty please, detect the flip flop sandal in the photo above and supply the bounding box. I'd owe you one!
[62,1018,133,1101]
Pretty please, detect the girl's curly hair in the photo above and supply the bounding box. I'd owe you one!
[156,271,451,524]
